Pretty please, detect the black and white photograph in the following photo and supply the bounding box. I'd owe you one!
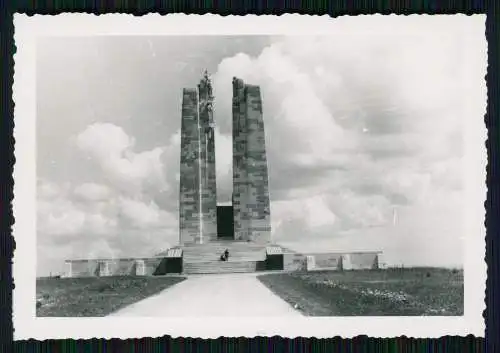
[13,14,486,339]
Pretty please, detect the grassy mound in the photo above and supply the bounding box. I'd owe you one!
[36,276,186,317]
[258,268,463,316]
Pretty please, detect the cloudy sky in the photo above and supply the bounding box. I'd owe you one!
[36,16,485,275]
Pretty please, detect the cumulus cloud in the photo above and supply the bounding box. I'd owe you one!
[118,197,176,229]
[75,123,169,195]
[37,178,178,271]
[73,182,111,201]
[215,128,233,202]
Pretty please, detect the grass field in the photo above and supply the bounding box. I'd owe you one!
[258,268,463,316]
[36,276,186,317]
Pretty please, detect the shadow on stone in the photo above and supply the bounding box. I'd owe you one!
[153,257,183,275]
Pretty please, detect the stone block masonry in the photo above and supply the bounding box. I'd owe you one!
[281,251,383,272]
[180,74,270,245]
[198,75,217,243]
[179,88,202,244]
[232,78,271,244]
[62,250,383,277]
[63,258,166,278]
[179,73,218,245]
[232,78,247,241]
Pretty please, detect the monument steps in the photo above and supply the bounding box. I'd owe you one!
[183,260,260,274]
[184,256,264,264]
[182,242,266,264]
[180,240,268,273]
[182,240,266,248]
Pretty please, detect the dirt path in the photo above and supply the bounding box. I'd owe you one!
[109,273,302,317]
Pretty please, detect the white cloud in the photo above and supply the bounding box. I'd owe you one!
[38,181,68,199]
[271,195,337,240]
[75,123,169,195]
[118,197,176,229]
[85,213,119,235]
[42,208,86,237]
[73,182,111,201]
[215,128,233,202]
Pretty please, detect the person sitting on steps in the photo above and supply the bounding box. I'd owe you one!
[219,249,230,261]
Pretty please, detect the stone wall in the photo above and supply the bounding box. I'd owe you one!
[232,78,271,244]
[344,252,381,270]
[311,253,343,269]
[64,258,166,278]
[282,251,382,272]
[283,253,307,271]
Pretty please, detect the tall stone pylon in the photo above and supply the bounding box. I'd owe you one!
[198,71,217,243]
[179,71,217,244]
[232,77,271,244]
[179,88,200,244]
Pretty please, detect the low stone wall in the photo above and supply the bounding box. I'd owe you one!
[282,251,382,272]
[64,257,165,278]
[283,253,307,271]
[345,252,380,270]
[311,253,343,269]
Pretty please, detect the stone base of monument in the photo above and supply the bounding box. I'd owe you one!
[63,244,384,277]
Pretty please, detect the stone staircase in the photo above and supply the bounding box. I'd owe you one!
[182,240,267,274]
[183,260,260,274]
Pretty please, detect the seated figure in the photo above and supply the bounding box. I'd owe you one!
[219,249,230,262]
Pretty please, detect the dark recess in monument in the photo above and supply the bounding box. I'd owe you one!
[217,205,234,239]
[266,254,284,271]
[153,257,183,275]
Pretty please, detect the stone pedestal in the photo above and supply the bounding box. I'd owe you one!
[98,261,110,277]
[64,261,72,278]
[306,256,316,271]
[340,254,353,271]
[376,253,387,269]
[135,260,146,276]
